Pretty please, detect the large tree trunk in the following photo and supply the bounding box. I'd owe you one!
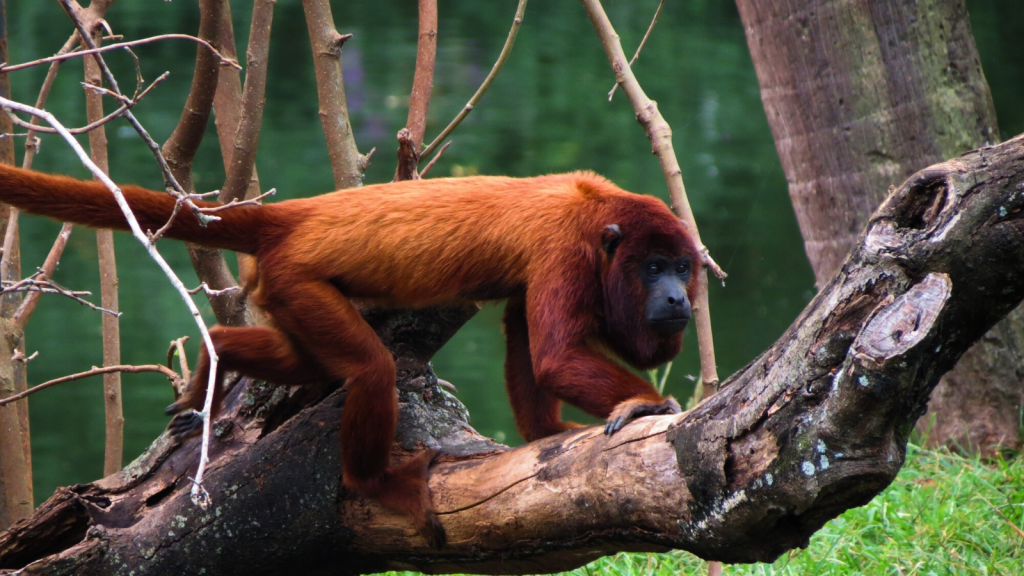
[735,0,1024,455]
[1,135,1023,574]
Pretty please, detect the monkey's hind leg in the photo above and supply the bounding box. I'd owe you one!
[260,277,446,548]
[165,325,327,438]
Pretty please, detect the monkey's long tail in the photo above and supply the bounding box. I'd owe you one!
[0,164,265,254]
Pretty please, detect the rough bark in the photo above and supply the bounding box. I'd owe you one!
[735,0,1023,455]
[1,135,1023,574]
[0,0,32,531]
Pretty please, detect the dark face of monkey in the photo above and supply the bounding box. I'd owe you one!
[640,254,692,335]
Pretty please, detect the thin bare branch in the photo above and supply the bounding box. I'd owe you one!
[187,283,240,297]
[166,336,192,397]
[4,71,167,135]
[393,0,438,181]
[1,277,119,316]
[158,0,245,327]
[0,33,239,73]
[418,140,451,178]
[420,0,528,161]
[12,224,74,329]
[80,21,125,477]
[0,364,182,407]
[607,0,664,101]
[201,189,275,213]
[0,1,32,528]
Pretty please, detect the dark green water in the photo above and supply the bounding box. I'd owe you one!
[4,1,1021,504]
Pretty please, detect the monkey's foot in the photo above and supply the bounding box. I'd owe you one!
[167,409,203,439]
[604,396,681,435]
[347,449,447,549]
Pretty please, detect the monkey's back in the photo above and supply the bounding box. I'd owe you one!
[263,172,665,306]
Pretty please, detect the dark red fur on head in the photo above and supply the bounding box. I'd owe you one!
[600,197,701,369]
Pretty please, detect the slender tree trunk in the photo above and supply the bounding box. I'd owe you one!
[0,0,32,530]
[83,25,124,477]
[735,0,1023,454]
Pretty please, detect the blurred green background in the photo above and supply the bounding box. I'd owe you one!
[4,0,1021,504]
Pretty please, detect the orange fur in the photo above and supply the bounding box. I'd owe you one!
[0,164,700,548]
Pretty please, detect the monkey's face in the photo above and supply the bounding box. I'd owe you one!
[600,226,695,370]
[640,253,692,336]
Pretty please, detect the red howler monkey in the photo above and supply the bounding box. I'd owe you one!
[0,164,699,548]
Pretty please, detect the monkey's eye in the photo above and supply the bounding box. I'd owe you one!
[677,263,690,275]
[647,263,662,276]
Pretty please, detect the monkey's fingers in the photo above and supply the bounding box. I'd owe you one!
[167,409,203,439]
[604,396,682,435]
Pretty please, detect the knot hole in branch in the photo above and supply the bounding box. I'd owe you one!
[893,174,949,231]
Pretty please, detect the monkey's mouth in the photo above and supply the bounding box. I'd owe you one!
[649,316,689,335]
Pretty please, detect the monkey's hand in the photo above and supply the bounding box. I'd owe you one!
[604,396,681,435]
[166,408,203,439]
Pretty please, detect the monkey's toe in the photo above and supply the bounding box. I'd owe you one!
[604,396,682,435]
[419,510,447,549]
[167,409,203,439]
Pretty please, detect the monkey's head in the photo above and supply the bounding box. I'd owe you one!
[599,212,700,370]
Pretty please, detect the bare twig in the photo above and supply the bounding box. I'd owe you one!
[0,33,239,73]
[11,350,38,364]
[607,0,664,101]
[418,140,451,178]
[166,336,192,389]
[9,34,82,333]
[166,336,191,398]
[201,189,275,213]
[0,96,221,509]
[13,225,73,330]
[420,0,528,162]
[4,71,168,135]
[2,277,119,316]
[187,283,240,297]
[581,0,726,279]
[0,364,182,407]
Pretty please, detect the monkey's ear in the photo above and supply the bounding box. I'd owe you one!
[602,224,623,257]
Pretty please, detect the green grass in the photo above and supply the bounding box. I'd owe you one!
[392,444,1024,576]
[568,444,1024,576]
